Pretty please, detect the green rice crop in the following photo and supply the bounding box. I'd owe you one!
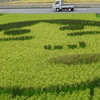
[0,13,100,100]
[97,14,100,18]
[4,29,31,35]
[49,53,100,65]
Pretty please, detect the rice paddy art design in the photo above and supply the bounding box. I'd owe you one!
[0,19,100,65]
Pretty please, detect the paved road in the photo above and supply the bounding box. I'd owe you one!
[0,8,100,14]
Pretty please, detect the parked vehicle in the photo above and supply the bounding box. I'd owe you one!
[52,0,75,11]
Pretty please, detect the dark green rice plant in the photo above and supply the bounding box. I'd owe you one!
[60,25,84,30]
[0,77,100,97]
[0,36,34,41]
[0,13,5,16]
[67,44,77,49]
[67,31,100,36]
[44,45,52,50]
[96,13,100,18]
[4,29,31,35]
[79,41,86,48]
[0,21,38,31]
[11,86,24,97]
[54,45,63,50]
[0,19,100,32]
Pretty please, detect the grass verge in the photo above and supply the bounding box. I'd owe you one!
[3,0,100,4]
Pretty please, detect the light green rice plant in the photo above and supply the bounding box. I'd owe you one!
[0,13,100,100]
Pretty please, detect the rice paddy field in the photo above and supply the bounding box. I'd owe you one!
[0,13,100,100]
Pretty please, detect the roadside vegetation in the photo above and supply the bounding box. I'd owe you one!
[5,0,100,3]
[97,14,100,18]
[0,13,100,100]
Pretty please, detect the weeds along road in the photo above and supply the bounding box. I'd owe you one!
[0,8,100,14]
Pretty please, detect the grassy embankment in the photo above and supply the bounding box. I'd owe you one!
[5,0,100,3]
[0,13,100,100]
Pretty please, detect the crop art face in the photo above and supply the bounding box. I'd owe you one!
[0,19,100,65]
[49,19,100,65]
[0,19,100,41]
[0,21,36,41]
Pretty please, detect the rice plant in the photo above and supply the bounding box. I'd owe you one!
[0,13,100,100]
[49,53,100,65]
[54,45,63,50]
[67,44,77,49]
[0,36,34,41]
[79,41,86,48]
[67,31,100,36]
[44,45,52,50]
[4,29,31,35]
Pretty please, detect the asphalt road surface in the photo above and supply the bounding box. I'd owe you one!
[0,8,100,14]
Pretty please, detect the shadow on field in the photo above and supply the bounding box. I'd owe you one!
[0,77,100,99]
